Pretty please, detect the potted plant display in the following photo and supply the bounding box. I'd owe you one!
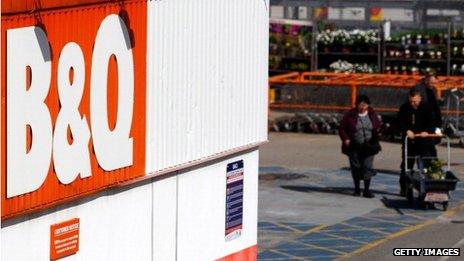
[424,159,445,180]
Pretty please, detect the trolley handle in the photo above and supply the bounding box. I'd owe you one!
[413,134,443,138]
[404,133,451,172]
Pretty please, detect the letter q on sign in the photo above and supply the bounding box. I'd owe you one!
[6,14,134,198]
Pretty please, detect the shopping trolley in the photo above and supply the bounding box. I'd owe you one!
[404,134,459,210]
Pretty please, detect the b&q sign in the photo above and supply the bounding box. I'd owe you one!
[1,1,147,219]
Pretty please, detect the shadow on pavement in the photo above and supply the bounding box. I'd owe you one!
[379,196,444,214]
[341,167,400,176]
[281,185,399,197]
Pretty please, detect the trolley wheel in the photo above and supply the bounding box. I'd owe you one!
[423,202,435,210]
[443,202,448,211]
[423,202,428,210]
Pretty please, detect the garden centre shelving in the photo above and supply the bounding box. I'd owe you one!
[269,18,313,75]
[312,24,464,75]
[272,24,464,76]
[382,31,449,75]
[315,29,381,73]
[450,25,464,76]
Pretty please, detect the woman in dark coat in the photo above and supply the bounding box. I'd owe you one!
[339,95,382,198]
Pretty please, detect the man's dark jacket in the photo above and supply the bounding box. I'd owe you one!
[397,101,436,149]
[411,83,442,127]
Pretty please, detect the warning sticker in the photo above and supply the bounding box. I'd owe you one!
[225,160,244,241]
[50,218,80,260]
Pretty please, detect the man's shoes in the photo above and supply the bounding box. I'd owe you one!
[353,189,361,196]
[363,191,375,198]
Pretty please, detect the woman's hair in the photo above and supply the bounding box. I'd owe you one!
[355,95,370,105]
[409,89,421,97]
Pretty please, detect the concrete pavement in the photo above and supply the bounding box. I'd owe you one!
[258,133,464,260]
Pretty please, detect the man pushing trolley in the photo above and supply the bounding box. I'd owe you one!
[398,89,459,210]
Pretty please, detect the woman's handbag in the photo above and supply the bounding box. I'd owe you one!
[363,137,382,156]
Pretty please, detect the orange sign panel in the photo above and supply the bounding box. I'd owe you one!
[50,218,80,260]
[1,0,147,220]
[314,7,328,21]
[370,7,383,22]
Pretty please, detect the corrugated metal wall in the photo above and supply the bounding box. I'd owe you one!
[1,0,112,14]
[146,0,269,173]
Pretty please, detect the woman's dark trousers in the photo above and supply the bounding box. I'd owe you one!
[349,149,375,194]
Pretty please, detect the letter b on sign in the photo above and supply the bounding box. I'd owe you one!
[7,26,53,198]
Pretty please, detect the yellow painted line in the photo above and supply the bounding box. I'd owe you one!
[268,249,304,260]
[442,209,456,218]
[302,223,330,234]
[271,222,303,233]
[295,241,347,255]
[456,202,464,211]
[339,202,464,260]
[338,219,436,260]
[338,222,389,236]
[322,232,368,245]
[437,201,464,221]
[318,227,371,233]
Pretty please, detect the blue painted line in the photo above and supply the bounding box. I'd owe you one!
[379,226,405,234]
[353,221,407,229]
[344,216,376,225]
[351,235,385,243]
[279,248,338,258]
[331,245,363,253]
[274,241,311,251]
[281,222,317,232]
[326,229,384,240]
[311,256,339,261]
[297,232,338,242]
[322,223,357,231]
[306,238,362,248]
[262,226,294,232]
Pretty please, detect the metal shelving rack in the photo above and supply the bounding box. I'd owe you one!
[313,26,383,73]
[449,22,464,76]
[368,22,464,76]
[312,26,464,76]
[382,37,449,75]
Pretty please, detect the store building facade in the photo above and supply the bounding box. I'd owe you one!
[1,0,269,260]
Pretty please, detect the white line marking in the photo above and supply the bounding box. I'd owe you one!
[438,237,464,261]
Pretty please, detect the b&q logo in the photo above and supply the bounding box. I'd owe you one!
[1,2,147,219]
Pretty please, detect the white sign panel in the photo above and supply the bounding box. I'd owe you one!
[328,7,365,21]
[383,8,414,22]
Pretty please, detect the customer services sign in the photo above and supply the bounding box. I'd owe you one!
[1,1,147,219]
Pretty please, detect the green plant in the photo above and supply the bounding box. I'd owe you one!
[425,159,445,180]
